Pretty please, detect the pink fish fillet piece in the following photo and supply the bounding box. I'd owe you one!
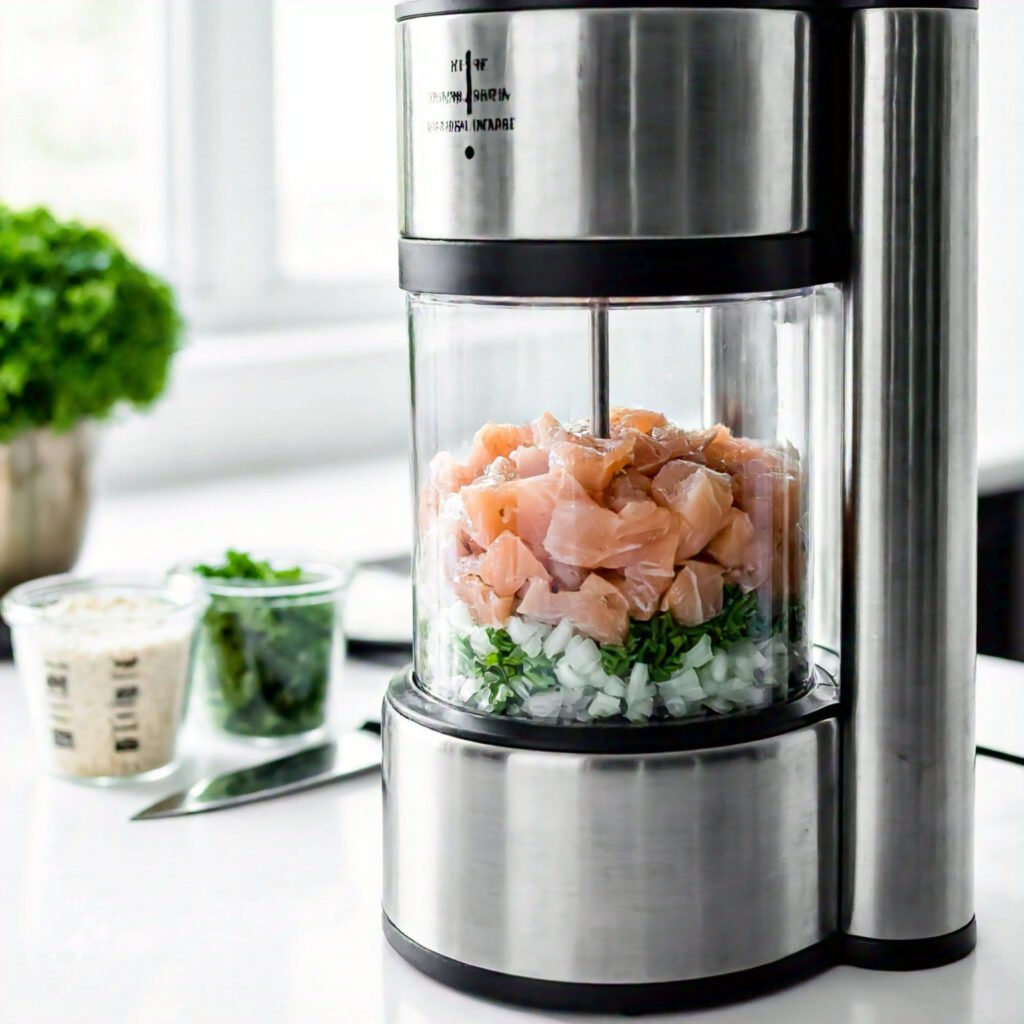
[478,531,552,598]
[610,407,668,434]
[606,468,653,512]
[510,445,549,478]
[650,460,734,561]
[543,492,675,571]
[624,424,719,475]
[547,434,637,494]
[661,561,726,626]
[706,507,771,590]
[518,574,630,645]
[452,562,515,627]
[466,422,535,474]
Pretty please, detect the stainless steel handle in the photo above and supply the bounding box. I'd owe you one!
[843,7,978,942]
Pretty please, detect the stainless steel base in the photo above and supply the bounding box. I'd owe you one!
[382,675,840,989]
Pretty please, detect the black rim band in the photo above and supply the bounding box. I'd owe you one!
[843,919,978,971]
[399,235,847,298]
[397,1,976,21]
[387,666,839,754]
[384,913,838,1013]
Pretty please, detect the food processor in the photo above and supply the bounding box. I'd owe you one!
[382,0,978,1011]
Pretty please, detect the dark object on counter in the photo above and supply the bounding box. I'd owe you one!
[132,720,382,820]
[0,617,10,660]
[978,488,1024,662]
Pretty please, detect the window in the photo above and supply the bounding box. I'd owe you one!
[0,0,400,334]
[274,0,397,287]
[0,0,168,269]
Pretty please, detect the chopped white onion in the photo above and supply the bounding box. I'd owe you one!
[524,691,563,718]
[469,627,495,658]
[588,692,622,718]
[663,696,690,718]
[543,619,574,658]
[681,635,714,671]
[521,633,544,658]
[601,676,627,699]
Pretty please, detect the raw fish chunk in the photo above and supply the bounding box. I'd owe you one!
[548,434,636,494]
[467,422,535,473]
[461,478,518,547]
[548,560,588,592]
[429,451,478,496]
[510,445,549,478]
[518,574,630,645]
[661,561,725,626]
[543,494,675,570]
[651,460,733,560]
[605,570,672,621]
[514,472,584,554]
[452,566,515,626]
[462,471,586,558]
[478,531,552,598]
[610,407,668,433]
[606,468,653,511]
[483,455,517,481]
[626,424,719,475]
[607,530,678,577]
[703,424,784,475]
[532,411,567,449]
[706,508,770,590]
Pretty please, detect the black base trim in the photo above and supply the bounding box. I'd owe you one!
[384,913,837,1014]
[399,236,846,299]
[385,913,980,1012]
[388,666,838,754]
[842,918,977,971]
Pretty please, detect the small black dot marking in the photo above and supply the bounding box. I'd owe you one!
[464,146,475,160]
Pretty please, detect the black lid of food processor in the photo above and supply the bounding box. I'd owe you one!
[398,235,848,299]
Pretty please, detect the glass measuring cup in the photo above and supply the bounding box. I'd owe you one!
[2,573,206,785]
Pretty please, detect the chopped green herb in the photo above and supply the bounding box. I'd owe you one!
[457,627,559,713]
[600,585,762,681]
[194,549,302,584]
[193,551,336,738]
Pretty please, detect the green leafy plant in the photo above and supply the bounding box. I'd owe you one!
[0,205,181,443]
[193,551,338,738]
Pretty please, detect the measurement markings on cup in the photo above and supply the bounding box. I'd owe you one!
[44,662,75,750]
[110,656,142,755]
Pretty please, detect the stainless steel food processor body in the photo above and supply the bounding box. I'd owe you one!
[384,0,978,1011]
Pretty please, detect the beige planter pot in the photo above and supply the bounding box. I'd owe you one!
[0,424,95,597]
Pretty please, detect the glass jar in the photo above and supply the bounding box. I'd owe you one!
[184,559,350,743]
[410,288,841,724]
[1,572,206,784]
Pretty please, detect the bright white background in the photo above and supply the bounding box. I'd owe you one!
[0,0,1020,491]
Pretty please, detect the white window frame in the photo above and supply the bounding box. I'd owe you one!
[164,0,399,334]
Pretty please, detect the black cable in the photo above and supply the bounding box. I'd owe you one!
[977,746,1024,767]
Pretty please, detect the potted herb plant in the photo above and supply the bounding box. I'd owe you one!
[0,206,182,651]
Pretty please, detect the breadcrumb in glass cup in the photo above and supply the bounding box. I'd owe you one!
[2,572,206,785]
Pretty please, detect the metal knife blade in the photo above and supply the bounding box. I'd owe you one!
[132,721,382,821]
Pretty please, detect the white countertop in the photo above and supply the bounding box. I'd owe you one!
[1,464,1022,1024]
